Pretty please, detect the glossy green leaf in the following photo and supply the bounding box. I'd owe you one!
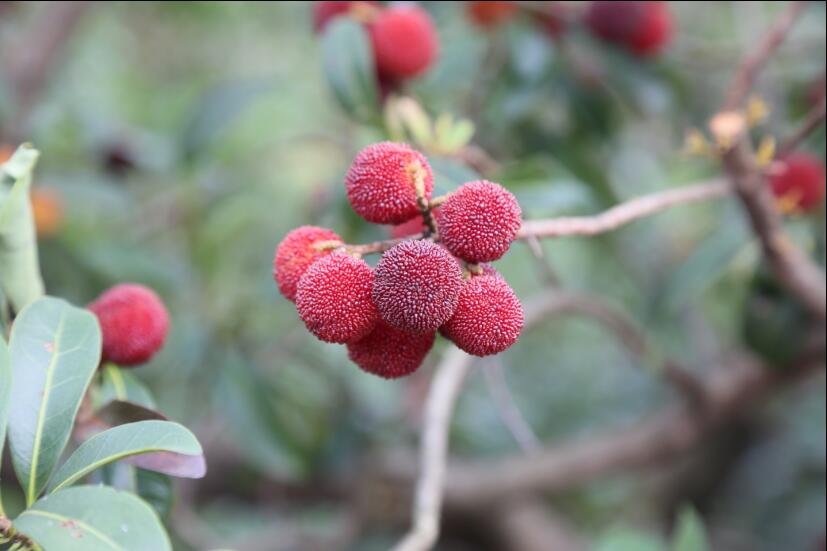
[96,365,157,410]
[48,420,204,493]
[7,297,102,505]
[13,485,171,551]
[0,144,45,312]
[672,506,709,551]
[321,18,379,123]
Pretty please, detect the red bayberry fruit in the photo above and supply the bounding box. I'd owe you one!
[274,226,342,302]
[312,1,379,33]
[88,284,170,367]
[347,320,435,378]
[585,1,673,57]
[466,1,518,29]
[295,252,379,343]
[373,240,463,333]
[770,153,826,213]
[437,180,522,263]
[345,142,434,224]
[370,5,438,80]
[441,275,524,357]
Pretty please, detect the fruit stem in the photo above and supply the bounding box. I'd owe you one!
[408,161,438,236]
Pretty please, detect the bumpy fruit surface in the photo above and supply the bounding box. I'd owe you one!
[295,252,378,343]
[466,1,518,28]
[373,240,463,333]
[770,153,826,213]
[88,284,170,367]
[345,142,434,224]
[347,320,435,378]
[585,1,673,57]
[274,226,342,302]
[370,6,438,79]
[312,1,378,33]
[437,180,522,263]
[441,275,524,357]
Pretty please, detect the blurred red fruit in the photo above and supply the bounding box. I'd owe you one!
[770,153,826,213]
[89,284,170,367]
[370,5,438,79]
[466,1,518,29]
[585,1,673,57]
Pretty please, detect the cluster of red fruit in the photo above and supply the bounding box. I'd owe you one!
[274,142,525,379]
[466,1,673,58]
[313,1,438,83]
[88,284,170,368]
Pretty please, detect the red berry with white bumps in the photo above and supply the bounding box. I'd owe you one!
[347,320,435,378]
[437,180,522,263]
[441,275,524,357]
[770,153,826,213]
[274,226,342,302]
[88,283,170,367]
[296,252,379,343]
[370,5,438,80]
[372,240,463,333]
[345,142,434,224]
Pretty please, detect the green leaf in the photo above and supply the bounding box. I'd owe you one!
[321,18,379,124]
[135,470,174,519]
[672,506,709,551]
[0,144,45,312]
[13,485,171,551]
[7,297,102,505]
[96,365,157,410]
[595,528,664,551]
[0,336,10,515]
[48,420,204,493]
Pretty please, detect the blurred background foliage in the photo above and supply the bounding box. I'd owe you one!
[0,2,825,550]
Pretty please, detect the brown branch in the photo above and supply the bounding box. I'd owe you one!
[715,3,826,321]
[722,140,826,320]
[517,180,730,239]
[723,1,806,110]
[494,497,588,551]
[392,346,474,551]
[777,99,826,156]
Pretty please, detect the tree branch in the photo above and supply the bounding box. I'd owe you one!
[777,99,826,156]
[391,346,474,551]
[517,180,730,239]
[723,1,807,110]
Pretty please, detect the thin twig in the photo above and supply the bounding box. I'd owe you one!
[517,180,730,239]
[391,347,474,551]
[483,359,542,454]
[777,99,826,156]
[723,1,807,110]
